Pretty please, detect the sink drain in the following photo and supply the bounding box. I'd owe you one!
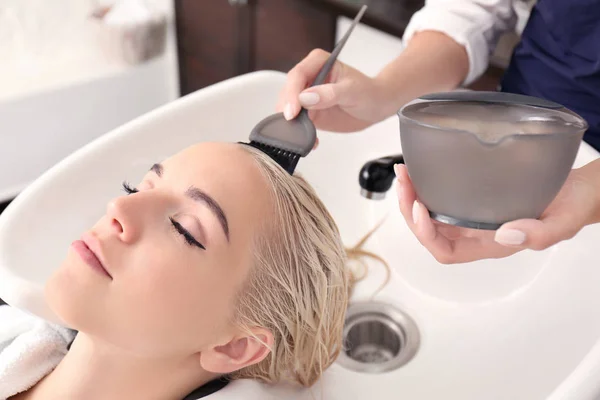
[337,302,420,373]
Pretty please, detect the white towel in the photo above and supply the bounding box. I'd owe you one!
[0,305,76,400]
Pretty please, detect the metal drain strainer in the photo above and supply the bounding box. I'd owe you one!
[337,301,420,373]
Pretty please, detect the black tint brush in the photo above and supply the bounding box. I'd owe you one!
[244,5,367,174]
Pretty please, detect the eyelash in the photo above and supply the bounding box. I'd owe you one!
[122,181,138,194]
[170,218,206,249]
[121,181,205,250]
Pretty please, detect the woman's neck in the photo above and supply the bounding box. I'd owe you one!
[25,333,219,400]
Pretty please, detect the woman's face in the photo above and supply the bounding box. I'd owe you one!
[46,142,272,358]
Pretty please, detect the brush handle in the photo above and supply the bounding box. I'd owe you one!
[310,4,367,87]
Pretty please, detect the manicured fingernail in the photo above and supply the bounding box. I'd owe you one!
[393,163,402,178]
[299,92,320,107]
[495,228,526,246]
[283,103,294,120]
[412,201,420,225]
[396,180,404,202]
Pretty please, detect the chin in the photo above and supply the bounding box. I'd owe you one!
[44,254,106,331]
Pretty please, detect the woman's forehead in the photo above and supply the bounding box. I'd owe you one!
[162,143,273,224]
[163,143,251,177]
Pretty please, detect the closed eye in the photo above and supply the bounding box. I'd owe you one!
[170,218,206,250]
[121,181,206,250]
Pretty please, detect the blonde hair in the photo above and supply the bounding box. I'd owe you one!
[231,145,389,387]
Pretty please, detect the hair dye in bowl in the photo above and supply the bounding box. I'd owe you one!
[403,102,586,143]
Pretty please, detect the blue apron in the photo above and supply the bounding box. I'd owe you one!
[500,0,600,151]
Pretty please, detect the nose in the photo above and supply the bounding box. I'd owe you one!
[106,196,142,243]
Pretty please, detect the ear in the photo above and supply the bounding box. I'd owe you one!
[199,328,274,374]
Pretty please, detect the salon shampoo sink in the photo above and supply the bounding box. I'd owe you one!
[1,71,600,400]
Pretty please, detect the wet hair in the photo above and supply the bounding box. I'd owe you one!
[231,145,389,387]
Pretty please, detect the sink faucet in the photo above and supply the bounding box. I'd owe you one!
[359,154,404,200]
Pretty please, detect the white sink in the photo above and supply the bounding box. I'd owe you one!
[1,70,599,400]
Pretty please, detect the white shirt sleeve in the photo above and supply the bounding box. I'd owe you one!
[402,0,518,85]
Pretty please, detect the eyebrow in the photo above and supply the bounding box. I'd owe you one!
[185,186,230,241]
[151,163,163,177]
[150,163,230,242]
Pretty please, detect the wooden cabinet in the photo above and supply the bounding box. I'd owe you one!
[174,0,502,96]
[175,1,240,95]
[254,0,336,72]
[175,0,335,96]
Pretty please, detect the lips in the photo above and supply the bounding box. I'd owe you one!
[80,232,112,279]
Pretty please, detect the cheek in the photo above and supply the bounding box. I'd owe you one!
[106,247,238,355]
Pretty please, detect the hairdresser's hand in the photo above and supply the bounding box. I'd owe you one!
[394,162,600,264]
[277,49,392,135]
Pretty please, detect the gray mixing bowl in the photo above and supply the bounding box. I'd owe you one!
[398,91,589,230]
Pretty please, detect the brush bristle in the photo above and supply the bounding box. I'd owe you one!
[247,141,301,174]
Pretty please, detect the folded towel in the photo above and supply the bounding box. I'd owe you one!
[0,305,76,400]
